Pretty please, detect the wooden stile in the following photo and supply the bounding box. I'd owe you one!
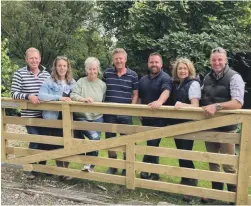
[6,114,243,165]
[135,145,238,165]
[62,104,73,149]
[1,109,7,161]
[135,162,237,184]
[136,179,235,202]
[5,133,64,145]
[73,121,240,144]
[6,147,126,169]
[126,143,136,189]
[32,164,125,185]
[2,98,251,205]
[236,119,251,205]
[4,116,62,128]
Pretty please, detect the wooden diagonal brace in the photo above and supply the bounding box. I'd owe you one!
[6,114,243,165]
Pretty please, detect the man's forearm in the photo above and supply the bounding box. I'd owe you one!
[219,99,242,110]
[157,90,170,104]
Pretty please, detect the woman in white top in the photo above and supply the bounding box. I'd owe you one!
[170,57,201,202]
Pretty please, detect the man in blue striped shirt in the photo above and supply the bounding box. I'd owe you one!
[11,47,50,180]
[103,48,139,176]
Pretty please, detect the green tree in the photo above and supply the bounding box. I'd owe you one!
[1,39,19,97]
[98,1,251,76]
[1,1,112,75]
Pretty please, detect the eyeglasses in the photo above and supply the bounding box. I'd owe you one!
[211,47,227,54]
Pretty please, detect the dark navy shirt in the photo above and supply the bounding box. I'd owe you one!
[103,67,139,103]
[139,70,172,105]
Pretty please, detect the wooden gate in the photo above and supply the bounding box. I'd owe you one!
[1,97,251,204]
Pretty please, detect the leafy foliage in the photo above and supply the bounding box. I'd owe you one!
[1,39,19,97]
[98,1,251,76]
[1,1,112,77]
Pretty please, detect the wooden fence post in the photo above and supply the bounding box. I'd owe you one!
[1,108,7,161]
[62,104,73,149]
[236,117,251,205]
[126,143,135,189]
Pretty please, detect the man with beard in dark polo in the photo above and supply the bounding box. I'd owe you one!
[138,52,172,180]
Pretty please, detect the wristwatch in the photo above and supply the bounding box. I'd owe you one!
[215,103,222,111]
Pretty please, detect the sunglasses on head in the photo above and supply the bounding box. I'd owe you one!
[56,56,68,60]
[211,47,227,54]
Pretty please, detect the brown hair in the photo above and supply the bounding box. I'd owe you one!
[51,56,73,84]
[172,57,196,81]
[148,52,163,64]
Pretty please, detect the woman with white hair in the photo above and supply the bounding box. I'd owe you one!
[70,57,106,172]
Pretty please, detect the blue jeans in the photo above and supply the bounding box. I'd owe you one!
[75,117,103,157]
[26,125,46,165]
[104,115,132,138]
[104,114,132,160]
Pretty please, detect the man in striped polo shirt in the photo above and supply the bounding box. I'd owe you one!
[103,48,139,176]
[11,47,50,180]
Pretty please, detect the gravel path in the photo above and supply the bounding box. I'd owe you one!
[1,188,79,205]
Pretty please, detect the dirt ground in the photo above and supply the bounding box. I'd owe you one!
[1,124,163,205]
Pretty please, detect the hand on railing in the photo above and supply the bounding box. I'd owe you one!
[59,97,72,102]
[148,100,162,109]
[203,104,217,116]
[28,95,40,104]
[79,97,94,103]
[174,101,184,109]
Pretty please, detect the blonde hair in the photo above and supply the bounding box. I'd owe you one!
[172,57,196,81]
[51,56,73,84]
[84,57,102,75]
[112,48,127,60]
[25,47,41,58]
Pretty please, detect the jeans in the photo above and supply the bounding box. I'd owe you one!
[75,117,103,157]
[104,115,132,138]
[26,125,46,165]
[141,118,166,164]
[104,115,132,159]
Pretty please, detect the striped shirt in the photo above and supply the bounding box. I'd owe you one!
[11,66,50,117]
[103,67,139,103]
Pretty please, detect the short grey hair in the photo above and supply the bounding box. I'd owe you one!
[84,57,102,75]
[211,47,227,56]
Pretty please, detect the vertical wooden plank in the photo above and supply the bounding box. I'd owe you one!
[62,104,72,149]
[1,108,7,161]
[236,117,251,205]
[126,143,135,189]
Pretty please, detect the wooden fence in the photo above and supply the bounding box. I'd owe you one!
[1,97,251,205]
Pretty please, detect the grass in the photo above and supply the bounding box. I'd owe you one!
[39,117,251,204]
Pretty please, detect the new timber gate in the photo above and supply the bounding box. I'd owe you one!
[1,97,251,205]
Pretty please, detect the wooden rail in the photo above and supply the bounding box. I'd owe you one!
[2,97,251,205]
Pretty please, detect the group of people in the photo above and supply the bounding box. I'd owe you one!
[11,46,244,202]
